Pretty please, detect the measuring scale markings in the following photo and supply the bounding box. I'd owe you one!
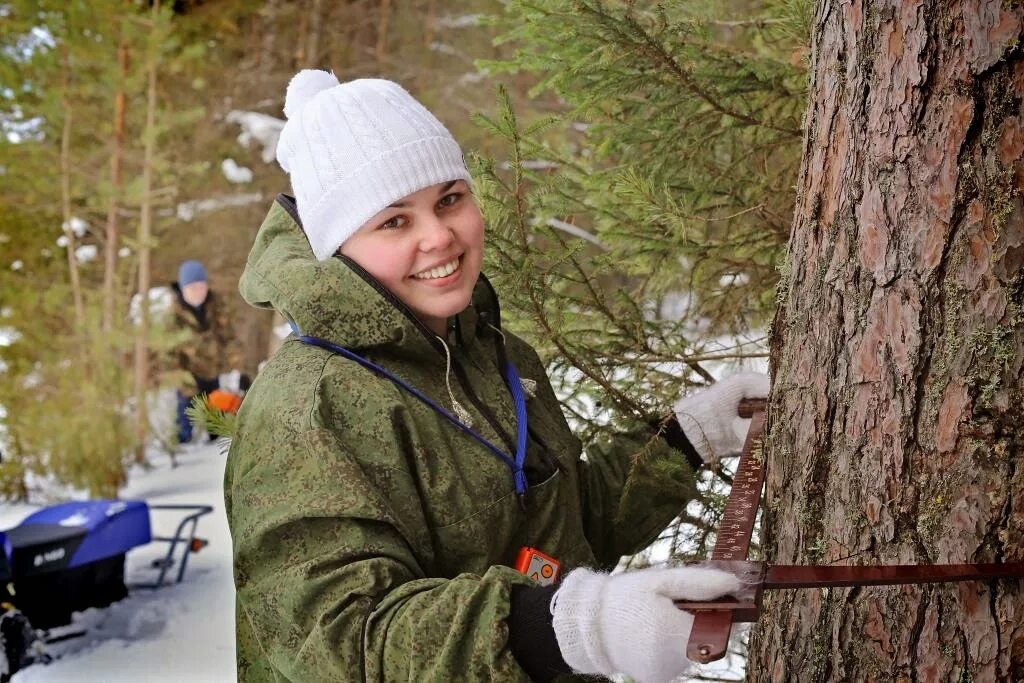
[687,410,767,662]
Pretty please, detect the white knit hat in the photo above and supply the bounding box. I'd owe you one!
[275,70,472,261]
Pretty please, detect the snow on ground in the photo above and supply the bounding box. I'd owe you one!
[0,442,236,682]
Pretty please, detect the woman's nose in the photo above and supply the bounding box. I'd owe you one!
[418,215,454,251]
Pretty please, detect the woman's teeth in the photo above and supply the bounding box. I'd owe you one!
[413,257,460,280]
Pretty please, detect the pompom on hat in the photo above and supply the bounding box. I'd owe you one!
[275,70,472,261]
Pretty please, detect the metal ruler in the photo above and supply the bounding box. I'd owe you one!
[680,399,1024,664]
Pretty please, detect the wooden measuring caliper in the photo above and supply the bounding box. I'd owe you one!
[676,399,1024,664]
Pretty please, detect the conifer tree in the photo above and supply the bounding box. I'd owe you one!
[0,0,203,496]
[133,0,163,464]
[477,0,810,447]
[0,0,139,497]
[470,3,807,671]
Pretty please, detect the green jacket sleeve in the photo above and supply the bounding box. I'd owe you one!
[505,335,697,568]
[576,427,697,566]
[226,427,536,682]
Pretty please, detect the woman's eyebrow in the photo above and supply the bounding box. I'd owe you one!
[387,181,459,208]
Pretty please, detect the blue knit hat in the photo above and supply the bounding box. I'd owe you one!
[178,260,208,287]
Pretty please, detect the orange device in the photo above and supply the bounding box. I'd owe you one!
[514,546,560,586]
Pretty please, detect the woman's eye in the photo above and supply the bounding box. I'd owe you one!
[380,215,405,230]
[438,192,461,209]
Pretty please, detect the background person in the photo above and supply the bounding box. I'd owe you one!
[170,259,247,444]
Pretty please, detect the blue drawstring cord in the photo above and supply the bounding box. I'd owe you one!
[297,334,530,500]
[503,360,529,506]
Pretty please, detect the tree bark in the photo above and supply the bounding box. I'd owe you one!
[133,0,160,465]
[375,0,392,65]
[306,0,324,68]
[415,0,437,93]
[750,1,1023,681]
[59,48,85,334]
[257,0,280,80]
[293,3,309,67]
[103,29,128,334]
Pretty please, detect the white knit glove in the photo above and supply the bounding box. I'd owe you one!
[673,372,769,462]
[551,566,742,683]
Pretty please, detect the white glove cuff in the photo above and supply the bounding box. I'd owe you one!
[550,568,613,675]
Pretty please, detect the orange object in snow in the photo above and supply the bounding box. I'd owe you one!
[207,389,242,414]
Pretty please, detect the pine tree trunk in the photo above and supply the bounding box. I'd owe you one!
[102,32,128,334]
[306,0,324,67]
[59,48,85,332]
[293,4,309,67]
[415,0,437,93]
[376,0,392,64]
[133,0,160,465]
[749,1,1023,680]
[422,0,436,50]
[257,0,280,79]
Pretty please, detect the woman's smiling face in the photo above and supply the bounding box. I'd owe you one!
[338,180,484,336]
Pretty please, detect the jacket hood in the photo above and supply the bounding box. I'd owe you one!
[239,194,498,354]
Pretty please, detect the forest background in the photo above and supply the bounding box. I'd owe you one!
[0,0,809,675]
[0,0,806,519]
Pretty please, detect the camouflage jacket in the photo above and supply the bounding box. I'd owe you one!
[170,284,243,392]
[225,195,698,682]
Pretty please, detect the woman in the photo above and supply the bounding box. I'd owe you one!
[225,70,768,683]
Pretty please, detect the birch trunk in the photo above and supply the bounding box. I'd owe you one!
[749,1,1024,680]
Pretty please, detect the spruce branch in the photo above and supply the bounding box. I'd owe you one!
[576,0,801,136]
[186,395,237,441]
